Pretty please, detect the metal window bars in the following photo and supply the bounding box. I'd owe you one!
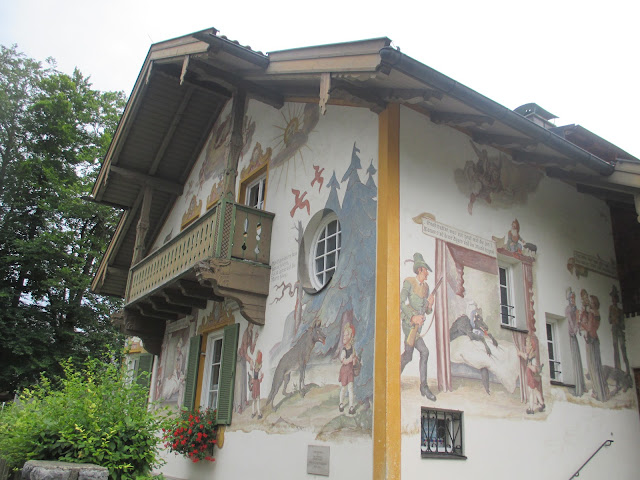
[420,408,466,459]
[549,359,562,381]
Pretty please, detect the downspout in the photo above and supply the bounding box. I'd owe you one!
[378,47,615,176]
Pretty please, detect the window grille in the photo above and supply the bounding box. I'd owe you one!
[546,321,562,382]
[420,408,466,459]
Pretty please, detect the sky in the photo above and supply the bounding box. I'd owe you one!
[1,0,638,158]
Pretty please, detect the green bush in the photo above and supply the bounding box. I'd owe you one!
[0,358,169,479]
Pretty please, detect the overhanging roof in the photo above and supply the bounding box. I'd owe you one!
[91,28,636,298]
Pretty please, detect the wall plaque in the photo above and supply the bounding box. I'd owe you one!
[307,445,330,476]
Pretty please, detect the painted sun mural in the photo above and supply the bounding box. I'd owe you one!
[269,103,320,189]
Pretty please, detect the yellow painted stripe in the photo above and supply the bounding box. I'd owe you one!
[374,103,401,480]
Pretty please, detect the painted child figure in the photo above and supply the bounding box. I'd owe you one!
[339,323,357,415]
[250,351,264,419]
[516,334,545,414]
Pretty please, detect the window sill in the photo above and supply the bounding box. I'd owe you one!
[500,324,528,334]
[421,453,467,460]
[550,380,576,388]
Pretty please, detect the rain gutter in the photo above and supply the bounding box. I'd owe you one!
[193,31,270,69]
[378,47,615,176]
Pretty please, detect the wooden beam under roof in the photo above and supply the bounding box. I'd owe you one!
[430,111,494,129]
[136,302,179,321]
[330,78,387,113]
[191,59,284,109]
[576,184,635,204]
[148,85,194,176]
[514,152,575,167]
[179,280,221,301]
[472,133,538,151]
[547,166,640,195]
[155,67,232,99]
[162,288,209,309]
[149,296,193,315]
[382,88,443,105]
[109,166,184,196]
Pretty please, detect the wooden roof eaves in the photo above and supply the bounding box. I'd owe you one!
[92,37,212,201]
[91,209,130,294]
[377,47,615,177]
[267,37,391,61]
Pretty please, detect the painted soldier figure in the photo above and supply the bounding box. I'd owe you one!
[609,285,630,375]
[400,252,436,401]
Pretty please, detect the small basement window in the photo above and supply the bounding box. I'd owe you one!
[421,408,466,459]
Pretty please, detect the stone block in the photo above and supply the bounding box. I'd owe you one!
[21,461,108,480]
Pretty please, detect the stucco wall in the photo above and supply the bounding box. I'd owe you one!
[154,100,379,479]
[398,105,640,479]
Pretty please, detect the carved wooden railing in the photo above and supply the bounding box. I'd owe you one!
[125,199,274,308]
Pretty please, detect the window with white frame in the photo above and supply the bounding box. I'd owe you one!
[546,321,562,382]
[311,217,341,290]
[245,174,266,210]
[498,259,526,331]
[498,264,514,327]
[202,333,224,410]
[545,313,575,386]
[183,324,239,425]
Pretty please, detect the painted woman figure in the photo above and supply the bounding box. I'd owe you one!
[580,292,609,401]
[506,219,524,253]
[516,333,545,414]
[338,322,357,415]
[250,350,264,419]
[236,323,258,413]
[565,288,585,396]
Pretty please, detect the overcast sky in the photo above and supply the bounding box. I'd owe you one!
[1,0,638,158]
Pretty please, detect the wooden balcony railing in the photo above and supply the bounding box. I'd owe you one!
[124,199,274,328]
[126,204,219,304]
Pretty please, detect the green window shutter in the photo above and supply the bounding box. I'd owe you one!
[216,323,239,425]
[182,335,202,410]
[135,353,154,391]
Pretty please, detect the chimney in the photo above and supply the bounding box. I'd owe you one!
[514,103,557,129]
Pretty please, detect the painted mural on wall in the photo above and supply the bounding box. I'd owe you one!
[180,105,257,225]
[566,251,617,279]
[401,215,547,423]
[399,208,635,425]
[268,103,320,191]
[562,285,633,403]
[230,141,377,439]
[455,140,542,215]
[154,319,192,408]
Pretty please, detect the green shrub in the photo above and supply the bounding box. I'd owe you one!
[0,358,169,479]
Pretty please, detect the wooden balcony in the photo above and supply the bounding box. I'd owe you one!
[122,199,274,348]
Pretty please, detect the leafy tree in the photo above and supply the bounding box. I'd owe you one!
[0,45,127,394]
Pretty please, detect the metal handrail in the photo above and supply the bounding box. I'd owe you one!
[569,439,613,479]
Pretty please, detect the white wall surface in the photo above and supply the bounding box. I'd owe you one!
[156,100,378,479]
[399,105,640,478]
